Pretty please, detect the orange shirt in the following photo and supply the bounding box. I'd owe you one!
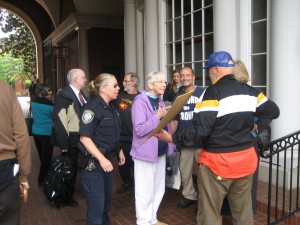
[198,146,258,179]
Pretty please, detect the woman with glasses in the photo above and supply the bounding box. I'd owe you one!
[130,71,174,225]
[79,73,125,225]
[31,83,54,187]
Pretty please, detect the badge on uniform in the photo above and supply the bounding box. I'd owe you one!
[82,110,94,124]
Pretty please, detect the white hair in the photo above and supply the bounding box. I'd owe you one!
[145,71,166,91]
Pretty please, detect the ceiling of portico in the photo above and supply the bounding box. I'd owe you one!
[73,0,124,17]
[35,0,124,28]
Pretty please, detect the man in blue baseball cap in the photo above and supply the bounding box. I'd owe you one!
[203,51,235,69]
[156,51,280,225]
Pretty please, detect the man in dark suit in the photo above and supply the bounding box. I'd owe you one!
[52,68,88,207]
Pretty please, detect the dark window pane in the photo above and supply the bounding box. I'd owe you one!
[166,66,174,81]
[166,43,174,64]
[252,55,266,86]
[166,0,173,20]
[175,43,182,63]
[204,7,213,33]
[204,0,213,7]
[194,10,202,36]
[194,62,204,87]
[184,0,191,15]
[184,63,192,69]
[175,64,182,71]
[194,36,203,61]
[194,0,201,10]
[175,0,181,17]
[252,0,267,21]
[184,39,192,62]
[204,34,214,59]
[166,21,173,43]
[252,21,266,53]
[184,14,191,38]
[175,18,181,40]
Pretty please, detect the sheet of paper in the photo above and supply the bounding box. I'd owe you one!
[144,90,194,141]
[13,164,20,176]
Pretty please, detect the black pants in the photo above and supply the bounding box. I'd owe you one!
[0,176,20,225]
[33,134,53,183]
[118,141,134,186]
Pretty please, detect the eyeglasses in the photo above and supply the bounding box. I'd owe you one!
[104,84,119,89]
[123,80,132,83]
[153,80,167,85]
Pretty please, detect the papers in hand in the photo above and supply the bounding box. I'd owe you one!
[13,164,20,176]
[144,90,194,142]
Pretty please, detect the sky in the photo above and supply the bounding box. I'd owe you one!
[0,29,12,38]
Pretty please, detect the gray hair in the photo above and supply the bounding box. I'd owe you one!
[94,73,115,92]
[126,72,140,89]
[67,69,82,83]
[145,71,167,91]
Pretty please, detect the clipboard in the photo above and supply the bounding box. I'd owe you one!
[144,90,194,141]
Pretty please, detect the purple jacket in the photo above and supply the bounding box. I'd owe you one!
[130,91,174,162]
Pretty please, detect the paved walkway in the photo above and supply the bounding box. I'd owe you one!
[19,138,274,225]
[18,98,298,225]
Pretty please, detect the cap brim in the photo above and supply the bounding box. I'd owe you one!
[202,65,211,69]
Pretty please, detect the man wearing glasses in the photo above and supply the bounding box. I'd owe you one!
[115,72,140,195]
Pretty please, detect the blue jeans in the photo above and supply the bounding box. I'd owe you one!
[80,162,113,225]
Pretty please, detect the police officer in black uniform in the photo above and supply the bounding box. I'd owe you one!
[79,73,125,225]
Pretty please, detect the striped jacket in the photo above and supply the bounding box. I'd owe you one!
[173,74,280,153]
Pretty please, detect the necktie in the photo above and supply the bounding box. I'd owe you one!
[78,92,85,106]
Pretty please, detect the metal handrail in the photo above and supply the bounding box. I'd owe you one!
[259,130,300,225]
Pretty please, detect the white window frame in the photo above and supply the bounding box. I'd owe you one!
[164,0,213,88]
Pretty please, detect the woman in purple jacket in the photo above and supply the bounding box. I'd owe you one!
[130,71,174,225]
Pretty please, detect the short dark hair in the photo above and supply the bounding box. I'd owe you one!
[35,83,51,98]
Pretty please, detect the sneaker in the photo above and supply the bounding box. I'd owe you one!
[177,198,197,208]
[64,198,79,207]
[116,183,131,194]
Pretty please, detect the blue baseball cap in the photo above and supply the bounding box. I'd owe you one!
[203,51,235,69]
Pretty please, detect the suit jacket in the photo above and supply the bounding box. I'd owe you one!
[52,85,88,149]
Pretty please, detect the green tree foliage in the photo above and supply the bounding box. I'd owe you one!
[0,53,23,85]
[0,9,36,80]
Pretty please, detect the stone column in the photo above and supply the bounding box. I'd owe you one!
[124,0,137,73]
[213,0,238,58]
[77,27,90,81]
[270,0,300,139]
[144,0,159,74]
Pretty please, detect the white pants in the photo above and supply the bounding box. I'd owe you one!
[134,155,166,225]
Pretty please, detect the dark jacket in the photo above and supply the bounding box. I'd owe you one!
[52,85,87,149]
[163,83,177,102]
[173,74,280,153]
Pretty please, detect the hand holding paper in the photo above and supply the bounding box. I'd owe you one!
[155,129,172,143]
[156,105,171,119]
[144,90,194,142]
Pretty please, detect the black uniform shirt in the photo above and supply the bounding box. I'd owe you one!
[79,95,121,153]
